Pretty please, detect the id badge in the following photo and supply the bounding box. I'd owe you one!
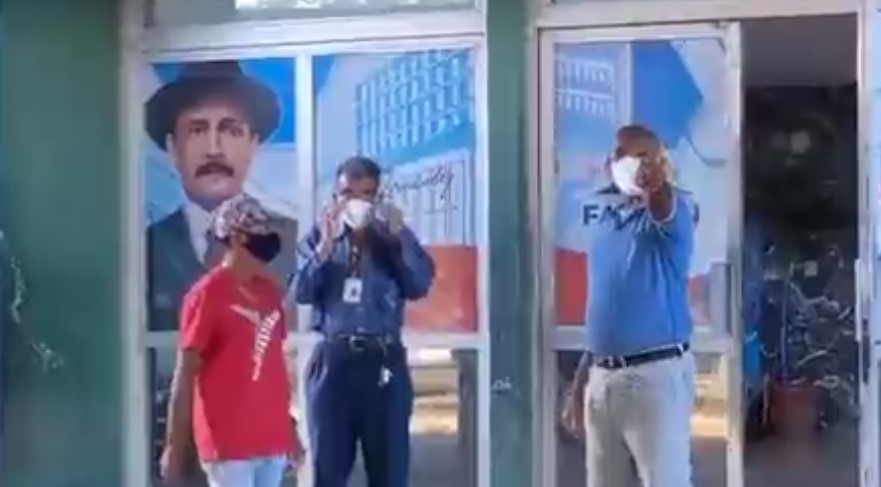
[342,277,363,304]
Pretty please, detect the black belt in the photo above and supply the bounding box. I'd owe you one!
[592,342,689,370]
[325,333,400,353]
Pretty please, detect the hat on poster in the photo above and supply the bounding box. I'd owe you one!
[145,60,281,150]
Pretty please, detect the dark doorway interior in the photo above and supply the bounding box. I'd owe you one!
[740,14,859,487]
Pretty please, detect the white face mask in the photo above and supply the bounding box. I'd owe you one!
[610,155,644,196]
[342,199,374,229]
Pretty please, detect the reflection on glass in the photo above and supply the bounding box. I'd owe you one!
[312,49,479,333]
[149,0,473,26]
[692,352,726,487]
[554,351,727,487]
[285,346,302,421]
[142,56,300,334]
[348,348,478,487]
[555,351,586,487]
[552,37,729,333]
[284,347,300,487]
[148,347,176,485]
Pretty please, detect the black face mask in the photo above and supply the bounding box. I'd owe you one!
[244,233,281,263]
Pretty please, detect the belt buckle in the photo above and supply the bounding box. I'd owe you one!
[348,336,368,352]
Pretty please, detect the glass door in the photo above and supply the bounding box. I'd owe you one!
[860,1,881,485]
[138,39,488,487]
[536,22,744,487]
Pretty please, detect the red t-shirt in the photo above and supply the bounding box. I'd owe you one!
[180,266,293,461]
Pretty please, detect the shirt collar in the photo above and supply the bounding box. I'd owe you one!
[183,202,213,261]
[595,183,649,209]
[595,183,619,195]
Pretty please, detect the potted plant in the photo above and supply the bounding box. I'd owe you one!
[770,378,819,440]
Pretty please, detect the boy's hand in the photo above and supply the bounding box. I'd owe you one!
[288,425,306,470]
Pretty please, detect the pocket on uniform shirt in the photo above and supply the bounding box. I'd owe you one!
[373,276,403,312]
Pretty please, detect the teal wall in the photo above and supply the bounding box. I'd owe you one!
[0,0,123,486]
[486,0,533,486]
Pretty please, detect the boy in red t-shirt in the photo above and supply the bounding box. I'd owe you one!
[161,194,304,487]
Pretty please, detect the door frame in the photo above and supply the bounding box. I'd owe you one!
[533,0,859,30]
[120,2,494,485]
[139,38,491,487]
[533,21,745,487]
[858,1,880,485]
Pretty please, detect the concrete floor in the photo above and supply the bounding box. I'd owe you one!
[306,376,859,487]
[554,421,856,487]
[358,424,856,487]
[171,357,860,487]
[347,433,474,487]
[682,421,859,487]
[743,422,858,487]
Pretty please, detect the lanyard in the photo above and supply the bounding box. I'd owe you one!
[348,241,364,277]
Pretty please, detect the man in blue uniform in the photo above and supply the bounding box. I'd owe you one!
[562,124,697,487]
[294,156,435,487]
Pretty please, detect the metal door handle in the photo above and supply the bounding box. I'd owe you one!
[708,261,731,335]
[861,321,871,385]
[856,258,871,384]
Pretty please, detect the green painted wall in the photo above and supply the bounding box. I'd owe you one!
[485,0,533,486]
[0,0,123,486]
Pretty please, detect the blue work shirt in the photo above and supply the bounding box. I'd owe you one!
[583,185,695,357]
[293,224,435,336]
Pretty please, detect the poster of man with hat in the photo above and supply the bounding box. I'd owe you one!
[144,58,299,334]
[142,58,300,486]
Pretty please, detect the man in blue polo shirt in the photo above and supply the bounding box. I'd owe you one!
[562,124,697,487]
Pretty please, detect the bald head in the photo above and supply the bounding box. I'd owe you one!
[614,124,662,160]
[610,124,674,183]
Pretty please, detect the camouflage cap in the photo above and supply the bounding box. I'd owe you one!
[210,194,278,239]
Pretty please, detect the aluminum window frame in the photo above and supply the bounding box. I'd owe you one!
[533,21,744,487]
[533,0,859,29]
[122,1,493,483]
[142,1,486,54]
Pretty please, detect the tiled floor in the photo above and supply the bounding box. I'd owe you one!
[559,428,858,487]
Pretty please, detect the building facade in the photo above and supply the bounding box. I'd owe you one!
[1,1,881,487]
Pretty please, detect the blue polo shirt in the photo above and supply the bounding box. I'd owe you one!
[583,185,695,357]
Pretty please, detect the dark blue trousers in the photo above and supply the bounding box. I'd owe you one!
[306,339,413,487]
